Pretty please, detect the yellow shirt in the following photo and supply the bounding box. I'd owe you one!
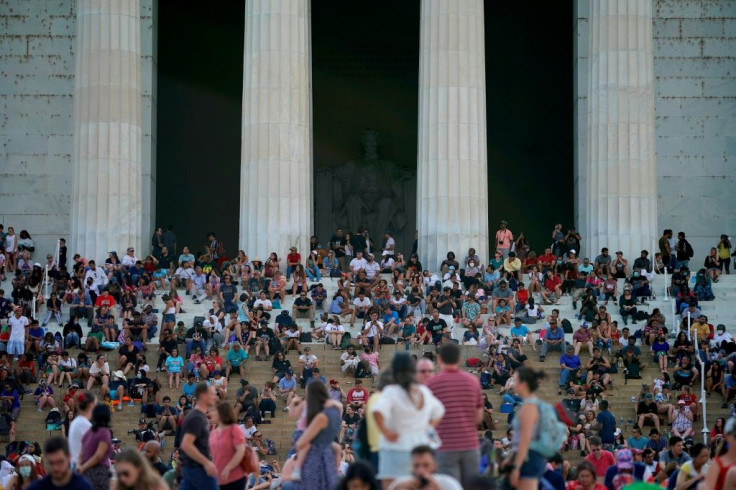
[718,242,731,259]
[366,391,382,453]
[690,322,710,340]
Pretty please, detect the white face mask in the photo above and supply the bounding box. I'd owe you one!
[19,466,31,478]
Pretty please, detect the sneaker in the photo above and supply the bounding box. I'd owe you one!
[539,356,545,362]
[128,400,134,407]
[156,367,161,372]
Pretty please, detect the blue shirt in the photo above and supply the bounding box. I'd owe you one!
[597,410,617,444]
[510,325,529,337]
[545,326,565,341]
[559,354,581,370]
[383,311,399,325]
[278,376,297,391]
[182,382,196,398]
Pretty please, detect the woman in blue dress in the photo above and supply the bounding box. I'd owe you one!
[293,381,343,490]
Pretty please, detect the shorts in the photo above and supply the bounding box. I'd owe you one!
[519,449,547,479]
[7,340,23,356]
[164,314,176,323]
[368,364,379,376]
[89,332,103,342]
[377,449,411,479]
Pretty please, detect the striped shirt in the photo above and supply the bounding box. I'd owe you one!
[426,368,483,451]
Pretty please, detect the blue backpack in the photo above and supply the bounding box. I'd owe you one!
[527,398,568,457]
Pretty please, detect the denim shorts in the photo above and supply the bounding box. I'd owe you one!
[519,450,548,479]
[164,313,176,323]
[377,449,412,479]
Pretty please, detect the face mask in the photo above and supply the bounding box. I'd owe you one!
[19,467,31,478]
[137,373,142,379]
[633,272,640,277]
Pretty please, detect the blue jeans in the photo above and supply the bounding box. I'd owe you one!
[306,267,321,281]
[286,265,296,280]
[560,368,572,387]
[65,332,80,348]
[179,466,218,490]
[186,339,206,358]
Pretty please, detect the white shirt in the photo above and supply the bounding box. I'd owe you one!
[713,331,734,347]
[68,416,92,466]
[192,273,206,289]
[363,320,384,337]
[299,354,318,367]
[254,299,272,309]
[8,315,28,342]
[371,384,445,451]
[349,257,367,272]
[353,297,371,309]
[382,237,395,256]
[84,267,108,292]
[121,254,139,267]
[240,424,258,440]
[364,261,381,279]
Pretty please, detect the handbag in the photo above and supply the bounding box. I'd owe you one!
[232,425,260,473]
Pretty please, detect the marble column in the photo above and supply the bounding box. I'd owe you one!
[240,0,312,258]
[417,0,489,272]
[71,0,143,262]
[583,0,658,257]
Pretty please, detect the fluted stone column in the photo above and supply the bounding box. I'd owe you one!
[417,0,489,272]
[240,0,312,258]
[71,0,143,262]
[583,0,658,257]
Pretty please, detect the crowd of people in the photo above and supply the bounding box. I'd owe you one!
[0,222,735,490]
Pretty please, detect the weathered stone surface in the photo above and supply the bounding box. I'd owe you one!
[70,0,143,261]
[240,0,313,258]
[416,0,489,270]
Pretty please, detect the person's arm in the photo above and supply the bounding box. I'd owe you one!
[510,403,538,488]
[295,412,328,451]
[180,433,217,475]
[78,440,110,473]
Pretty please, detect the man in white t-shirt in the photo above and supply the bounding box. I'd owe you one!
[364,254,381,282]
[350,292,372,327]
[349,251,368,278]
[68,393,95,469]
[298,347,319,382]
[382,231,395,257]
[7,307,28,367]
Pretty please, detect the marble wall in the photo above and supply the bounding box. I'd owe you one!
[575,0,736,259]
[0,0,156,261]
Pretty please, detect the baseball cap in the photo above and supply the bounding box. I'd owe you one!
[286,369,294,375]
[139,418,146,424]
[329,379,338,384]
[617,448,633,470]
[113,370,125,380]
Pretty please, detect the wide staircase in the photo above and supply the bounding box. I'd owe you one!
[4,269,735,466]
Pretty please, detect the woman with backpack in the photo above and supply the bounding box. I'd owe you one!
[507,366,561,490]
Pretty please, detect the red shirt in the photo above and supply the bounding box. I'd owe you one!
[347,387,367,404]
[287,253,301,266]
[95,295,116,308]
[544,275,561,291]
[539,253,557,267]
[427,368,483,451]
[585,449,616,476]
[516,289,529,305]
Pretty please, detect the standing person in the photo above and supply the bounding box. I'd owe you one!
[704,418,736,489]
[78,404,113,490]
[68,391,96,470]
[111,448,168,490]
[209,401,248,490]
[507,367,552,490]
[371,352,445,487]
[8,306,28,369]
[27,437,93,490]
[496,221,514,258]
[292,381,343,489]
[426,342,483,489]
[178,383,218,490]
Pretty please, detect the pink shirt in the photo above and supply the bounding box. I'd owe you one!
[209,424,247,485]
